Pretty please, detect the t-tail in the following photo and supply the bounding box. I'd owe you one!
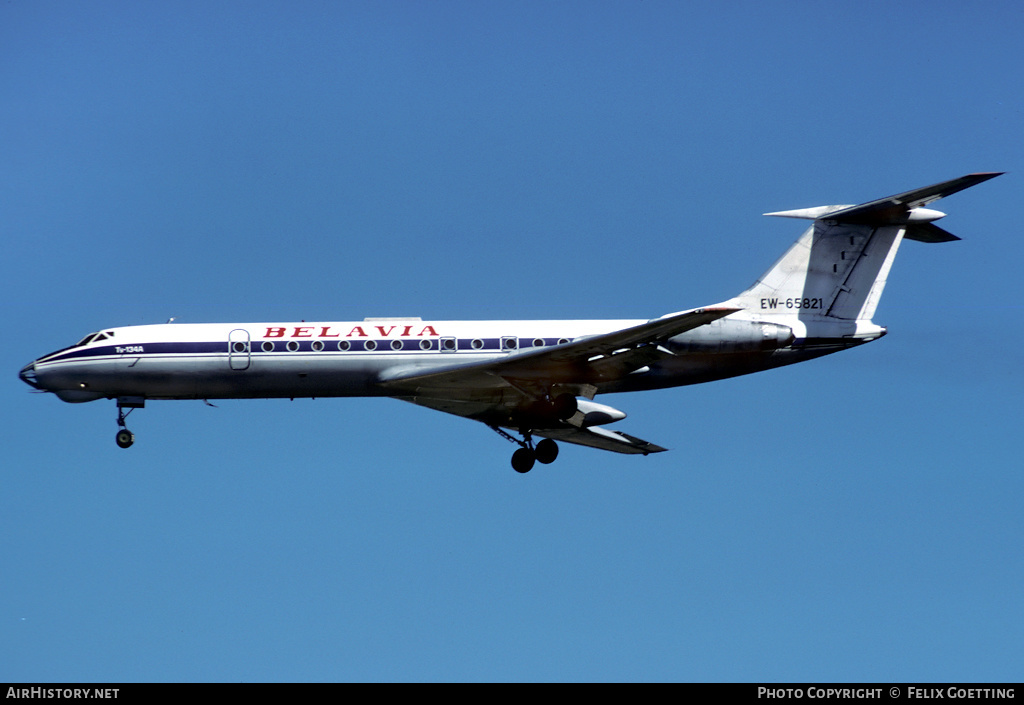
[723,173,1002,342]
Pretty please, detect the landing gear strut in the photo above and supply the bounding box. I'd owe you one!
[114,397,144,449]
[491,426,560,473]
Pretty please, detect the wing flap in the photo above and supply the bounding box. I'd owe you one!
[535,426,667,455]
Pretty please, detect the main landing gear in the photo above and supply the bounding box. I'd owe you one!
[489,392,577,473]
[491,426,560,473]
[114,397,144,449]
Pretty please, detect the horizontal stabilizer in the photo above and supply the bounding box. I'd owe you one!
[765,172,1002,231]
[818,172,1002,225]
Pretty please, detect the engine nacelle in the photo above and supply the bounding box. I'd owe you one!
[666,319,794,353]
[575,399,627,427]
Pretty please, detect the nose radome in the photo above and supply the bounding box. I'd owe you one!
[19,362,40,389]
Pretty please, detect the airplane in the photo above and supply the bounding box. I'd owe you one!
[19,173,1001,472]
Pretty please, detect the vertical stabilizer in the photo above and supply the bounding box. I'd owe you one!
[730,220,904,321]
[726,173,1001,325]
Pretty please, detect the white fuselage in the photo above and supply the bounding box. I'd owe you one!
[21,314,856,406]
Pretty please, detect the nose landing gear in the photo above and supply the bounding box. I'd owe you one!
[114,397,145,449]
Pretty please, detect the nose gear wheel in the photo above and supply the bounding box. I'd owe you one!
[115,428,135,448]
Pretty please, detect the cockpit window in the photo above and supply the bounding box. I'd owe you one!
[71,331,115,347]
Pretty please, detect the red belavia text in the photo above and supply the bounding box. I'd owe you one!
[264,325,440,339]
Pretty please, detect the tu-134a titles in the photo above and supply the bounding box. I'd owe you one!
[20,173,1000,472]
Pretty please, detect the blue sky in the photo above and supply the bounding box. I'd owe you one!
[2,1,1022,682]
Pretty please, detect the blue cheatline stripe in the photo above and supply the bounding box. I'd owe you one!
[42,342,224,363]
[40,337,572,363]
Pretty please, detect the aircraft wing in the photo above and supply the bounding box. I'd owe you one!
[378,306,739,396]
[380,306,736,457]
